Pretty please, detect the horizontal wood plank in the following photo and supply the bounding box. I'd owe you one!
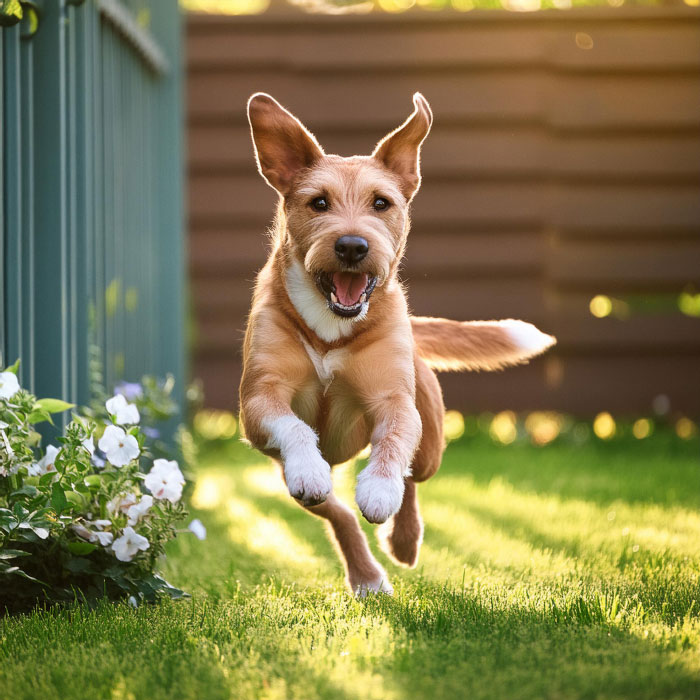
[187,8,700,414]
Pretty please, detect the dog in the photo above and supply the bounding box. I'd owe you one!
[239,92,556,595]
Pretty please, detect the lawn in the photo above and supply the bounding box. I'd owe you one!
[1,429,699,700]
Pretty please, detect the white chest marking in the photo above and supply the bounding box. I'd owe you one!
[300,336,347,393]
[285,259,368,343]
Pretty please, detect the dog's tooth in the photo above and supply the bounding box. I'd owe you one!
[331,293,338,304]
[360,293,366,304]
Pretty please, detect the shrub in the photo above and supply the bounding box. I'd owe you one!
[0,361,189,613]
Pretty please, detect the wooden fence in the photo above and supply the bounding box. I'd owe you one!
[186,7,700,415]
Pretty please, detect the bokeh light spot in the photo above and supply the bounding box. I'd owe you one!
[378,0,415,11]
[575,32,594,50]
[589,295,612,318]
[194,409,237,440]
[182,0,270,13]
[675,417,698,440]
[525,411,563,446]
[632,418,652,440]
[678,291,700,317]
[444,410,465,442]
[490,411,517,445]
[593,412,616,440]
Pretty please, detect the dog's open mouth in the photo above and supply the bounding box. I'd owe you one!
[316,271,377,318]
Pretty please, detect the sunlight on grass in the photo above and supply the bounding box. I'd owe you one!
[2,433,699,700]
[243,463,288,497]
[225,495,323,573]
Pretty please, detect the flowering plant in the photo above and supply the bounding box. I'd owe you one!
[0,361,192,613]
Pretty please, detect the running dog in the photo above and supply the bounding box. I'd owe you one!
[239,92,556,595]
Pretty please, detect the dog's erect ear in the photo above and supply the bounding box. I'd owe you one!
[247,93,324,196]
[372,93,433,201]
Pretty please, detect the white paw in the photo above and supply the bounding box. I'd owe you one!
[354,575,394,598]
[284,449,332,507]
[355,468,404,524]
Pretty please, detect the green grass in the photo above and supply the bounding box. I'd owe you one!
[1,432,699,700]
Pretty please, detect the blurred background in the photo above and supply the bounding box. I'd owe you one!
[1,0,699,440]
[185,0,700,423]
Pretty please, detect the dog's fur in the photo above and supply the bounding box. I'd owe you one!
[239,92,556,595]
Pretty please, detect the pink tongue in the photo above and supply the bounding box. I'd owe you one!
[332,272,368,306]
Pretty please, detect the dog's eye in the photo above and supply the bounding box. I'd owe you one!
[310,197,329,212]
[373,197,390,211]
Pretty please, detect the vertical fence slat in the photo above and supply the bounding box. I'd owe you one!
[90,1,106,399]
[150,2,186,418]
[20,28,36,392]
[3,28,21,375]
[32,0,69,419]
[0,29,5,367]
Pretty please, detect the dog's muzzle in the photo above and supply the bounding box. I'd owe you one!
[315,271,378,318]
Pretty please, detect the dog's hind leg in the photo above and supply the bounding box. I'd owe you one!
[381,356,445,567]
[306,494,393,596]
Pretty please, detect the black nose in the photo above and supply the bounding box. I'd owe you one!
[334,236,369,265]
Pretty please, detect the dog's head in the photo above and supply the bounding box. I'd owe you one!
[247,92,432,320]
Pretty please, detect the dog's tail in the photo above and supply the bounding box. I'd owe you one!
[411,316,556,372]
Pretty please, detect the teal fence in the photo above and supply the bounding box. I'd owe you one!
[1,0,185,420]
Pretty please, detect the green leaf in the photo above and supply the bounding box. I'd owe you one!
[65,491,87,509]
[11,485,39,499]
[4,358,20,374]
[64,557,93,573]
[0,0,22,27]
[51,483,68,513]
[0,563,47,586]
[28,408,53,425]
[0,548,30,560]
[67,541,97,555]
[39,472,55,486]
[84,474,102,489]
[34,398,75,414]
[17,523,49,539]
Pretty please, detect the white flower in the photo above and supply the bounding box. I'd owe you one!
[106,394,140,425]
[92,530,114,547]
[126,495,153,526]
[112,526,149,562]
[92,519,112,530]
[72,522,114,547]
[0,371,20,399]
[188,519,207,541]
[72,523,93,540]
[82,436,95,455]
[107,492,138,516]
[0,429,16,476]
[98,425,139,467]
[28,445,60,476]
[144,459,185,504]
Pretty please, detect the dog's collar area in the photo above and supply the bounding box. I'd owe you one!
[315,271,377,318]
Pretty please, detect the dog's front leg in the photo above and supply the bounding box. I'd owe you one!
[241,385,332,507]
[355,394,422,524]
[263,413,332,506]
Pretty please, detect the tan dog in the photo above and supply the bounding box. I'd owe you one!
[239,92,556,595]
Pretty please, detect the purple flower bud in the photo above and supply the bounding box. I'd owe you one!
[115,382,143,401]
